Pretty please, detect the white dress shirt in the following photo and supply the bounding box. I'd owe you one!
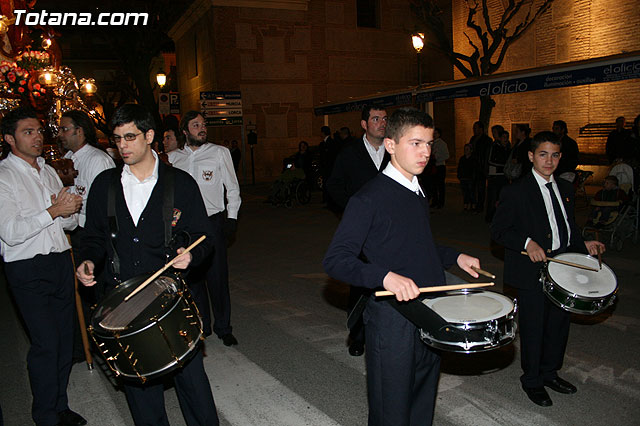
[121,151,159,226]
[526,172,571,251]
[64,143,115,227]
[168,143,241,218]
[363,134,386,171]
[0,153,77,262]
[382,162,425,197]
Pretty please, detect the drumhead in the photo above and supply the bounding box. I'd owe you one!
[93,274,181,331]
[548,253,617,297]
[423,291,513,323]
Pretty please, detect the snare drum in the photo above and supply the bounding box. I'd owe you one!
[541,252,617,315]
[89,272,202,382]
[418,290,517,353]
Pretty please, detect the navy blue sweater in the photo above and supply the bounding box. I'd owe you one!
[323,174,459,291]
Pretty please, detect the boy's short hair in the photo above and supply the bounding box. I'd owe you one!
[530,131,561,152]
[1,107,38,138]
[384,108,434,142]
[110,104,155,133]
[605,175,619,186]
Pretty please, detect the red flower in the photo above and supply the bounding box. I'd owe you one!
[7,72,15,82]
[34,83,41,90]
[18,87,24,93]
[19,79,26,85]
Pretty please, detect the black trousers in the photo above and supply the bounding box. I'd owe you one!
[364,305,440,426]
[5,251,75,426]
[517,285,570,388]
[188,212,232,337]
[473,175,487,210]
[485,175,506,222]
[123,348,219,426]
[431,165,447,208]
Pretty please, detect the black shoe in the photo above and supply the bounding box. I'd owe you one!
[221,333,238,346]
[544,377,577,394]
[522,386,552,407]
[58,409,87,426]
[348,341,364,356]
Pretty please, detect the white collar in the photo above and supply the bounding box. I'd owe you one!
[382,162,422,194]
[122,150,159,183]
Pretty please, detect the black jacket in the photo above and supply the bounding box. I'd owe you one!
[490,171,585,290]
[80,162,214,289]
[325,137,390,210]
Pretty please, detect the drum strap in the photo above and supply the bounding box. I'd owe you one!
[107,166,176,276]
[386,298,467,340]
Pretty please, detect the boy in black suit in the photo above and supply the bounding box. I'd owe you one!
[491,131,605,407]
[323,108,480,425]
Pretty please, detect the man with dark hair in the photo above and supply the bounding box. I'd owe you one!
[169,110,241,346]
[59,110,115,230]
[491,131,604,407]
[0,107,85,426]
[485,126,510,222]
[76,103,219,425]
[162,128,181,153]
[326,104,390,357]
[552,120,579,182]
[324,107,480,425]
[606,116,630,164]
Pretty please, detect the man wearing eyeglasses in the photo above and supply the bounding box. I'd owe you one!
[76,104,219,425]
[326,105,390,357]
[168,110,241,347]
[0,107,85,426]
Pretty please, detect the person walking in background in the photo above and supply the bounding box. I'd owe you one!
[430,127,449,209]
[469,121,491,213]
[457,143,476,211]
[485,128,510,222]
[552,120,579,183]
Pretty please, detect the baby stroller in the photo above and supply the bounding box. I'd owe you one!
[582,183,638,251]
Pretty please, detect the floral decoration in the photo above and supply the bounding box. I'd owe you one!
[0,61,29,94]
[17,50,51,71]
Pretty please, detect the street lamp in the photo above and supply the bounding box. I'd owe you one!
[156,73,167,88]
[412,32,425,86]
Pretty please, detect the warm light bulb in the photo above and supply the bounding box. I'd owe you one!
[42,38,52,49]
[156,73,167,88]
[412,33,425,53]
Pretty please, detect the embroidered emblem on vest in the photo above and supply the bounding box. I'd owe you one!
[202,170,214,181]
[172,208,182,227]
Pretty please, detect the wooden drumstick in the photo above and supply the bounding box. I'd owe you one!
[124,235,206,302]
[471,266,495,279]
[374,282,493,297]
[519,251,599,272]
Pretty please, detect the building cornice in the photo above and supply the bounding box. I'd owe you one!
[168,0,214,41]
[212,0,309,11]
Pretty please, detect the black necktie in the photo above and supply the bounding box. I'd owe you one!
[546,182,568,250]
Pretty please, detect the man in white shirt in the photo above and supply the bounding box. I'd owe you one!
[0,107,85,426]
[169,110,241,346]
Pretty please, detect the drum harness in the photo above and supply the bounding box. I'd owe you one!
[106,166,176,287]
[349,293,467,342]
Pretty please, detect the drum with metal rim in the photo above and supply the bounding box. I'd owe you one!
[541,252,617,315]
[419,290,517,353]
[89,271,202,382]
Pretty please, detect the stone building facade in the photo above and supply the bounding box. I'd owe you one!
[169,0,442,182]
[451,0,640,166]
